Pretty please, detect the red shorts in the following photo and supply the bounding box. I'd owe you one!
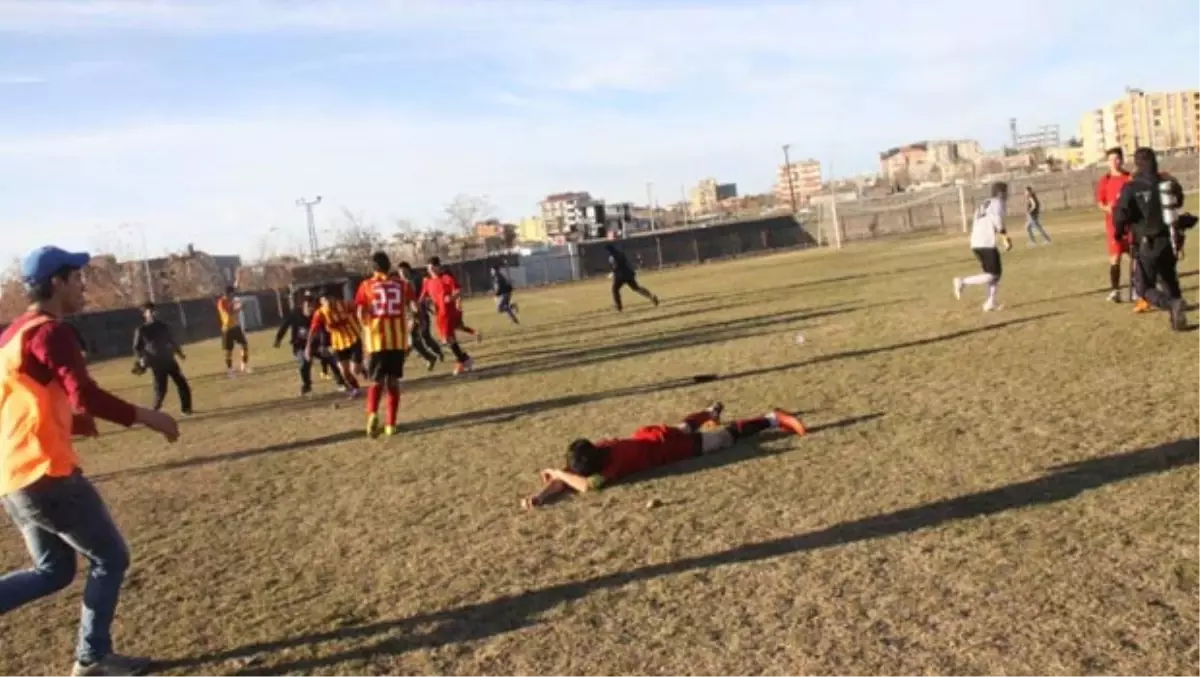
[435,310,463,341]
[1106,224,1131,257]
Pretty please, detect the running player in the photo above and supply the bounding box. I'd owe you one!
[491,264,519,324]
[216,287,250,376]
[305,289,363,397]
[605,243,659,312]
[953,182,1012,312]
[1096,147,1135,302]
[394,262,443,370]
[522,402,806,509]
[355,252,413,438]
[420,256,476,374]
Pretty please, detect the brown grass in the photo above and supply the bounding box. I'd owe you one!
[1,207,1197,676]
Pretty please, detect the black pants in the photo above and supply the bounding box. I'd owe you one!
[410,320,443,362]
[298,350,345,389]
[612,274,651,311]
[1136,235,1182,309]
[150,362,191,413]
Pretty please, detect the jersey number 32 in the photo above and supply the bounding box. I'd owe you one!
[371,285,405,317]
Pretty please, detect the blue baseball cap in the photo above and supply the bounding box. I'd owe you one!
[21,246,91,286]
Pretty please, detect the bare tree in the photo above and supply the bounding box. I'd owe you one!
[443,194,495,237]
[329,207,385,266]
[0,259,27,322]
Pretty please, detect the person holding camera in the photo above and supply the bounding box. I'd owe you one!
[1113,147,1190,331]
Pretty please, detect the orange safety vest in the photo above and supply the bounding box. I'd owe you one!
[0,315,79,495]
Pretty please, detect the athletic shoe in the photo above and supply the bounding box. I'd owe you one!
[773,409,807,436]
[366,414,382,439]
[1170,298,1189,331]
[384,425,398,437]
[707,401,725,424]
[1133,298,1152,314]
[1107,290,1121,303]
[953,277,963,300]
[72,654,150,676]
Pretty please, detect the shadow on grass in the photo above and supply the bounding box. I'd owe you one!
[467,301,881,384]
[89,429,363,482]
[156,436,1199,675]
[94,314,1059,481]
[108,362,294,396]
[516,259,963,339]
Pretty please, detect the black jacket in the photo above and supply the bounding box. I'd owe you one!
[492,271,513,296]
[133,320,182,367]
[275,309,314,351]
[605,246,634,278]
[1114,171,1184,243]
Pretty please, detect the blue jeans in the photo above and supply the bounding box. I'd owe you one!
[1026,215,1051,243]
[0,471,130,663]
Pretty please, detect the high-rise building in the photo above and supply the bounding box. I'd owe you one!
[774,159,821,208]
[1078,88,1200,165]
[688,178,738,215]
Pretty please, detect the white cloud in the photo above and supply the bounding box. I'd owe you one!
[0,0,1196,263]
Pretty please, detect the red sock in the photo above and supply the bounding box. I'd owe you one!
[385,386,401,426]
[366,385,381,415]
[681,410,715,431]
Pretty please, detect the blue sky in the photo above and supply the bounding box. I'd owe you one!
[0,0,1197,263]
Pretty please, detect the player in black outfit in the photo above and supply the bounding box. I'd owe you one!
[395,261,444,370]
[276,293,346,395]
[1113,147,1190,331]
[604,243,659,312]
[132,302,192,414]
[491,265,519,324]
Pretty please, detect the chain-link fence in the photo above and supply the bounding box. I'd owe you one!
[817,156,1199,243]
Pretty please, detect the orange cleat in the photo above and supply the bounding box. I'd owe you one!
[773,409,807,436]
[1133,298,1152,314]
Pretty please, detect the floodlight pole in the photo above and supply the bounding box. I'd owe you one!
[296,195,323,260]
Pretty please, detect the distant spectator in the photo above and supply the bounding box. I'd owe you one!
[1024,187,1051,245]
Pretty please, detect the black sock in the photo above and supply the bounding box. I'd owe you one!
[449,342,469,363]
[1109,264,1120,290]
[725,417,772,441]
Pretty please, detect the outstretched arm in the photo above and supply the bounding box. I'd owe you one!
[522,468,593,509]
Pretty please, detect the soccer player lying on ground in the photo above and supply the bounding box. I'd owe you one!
[522,402,806,509]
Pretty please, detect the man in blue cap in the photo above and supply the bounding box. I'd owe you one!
[0,246,180,676]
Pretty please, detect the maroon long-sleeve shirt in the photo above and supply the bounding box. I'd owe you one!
[0,311,137,434]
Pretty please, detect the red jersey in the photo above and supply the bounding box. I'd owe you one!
[420,271,461,312]
[1096,170,1131,233]
[354,272,411,353]
[586,425,698,488]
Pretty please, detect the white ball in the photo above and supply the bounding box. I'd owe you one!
[794,333,806,345]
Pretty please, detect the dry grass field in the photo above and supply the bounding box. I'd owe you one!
[1,206,1197,676]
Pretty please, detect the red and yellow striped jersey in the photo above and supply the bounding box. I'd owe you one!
[310,300,361,351]
[354,273,411,353]
[216,296,240,330]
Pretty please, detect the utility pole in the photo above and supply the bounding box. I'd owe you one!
[296,196,323,260]
[782,144,798,214]
[646,181,656,231]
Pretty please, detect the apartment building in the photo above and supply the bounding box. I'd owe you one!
[515,215,547,243]
[539,191,594,236]
[774,159,822,208]
[1079,88,1200,165]
[688,178,738,215]
[879,139,982,186]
